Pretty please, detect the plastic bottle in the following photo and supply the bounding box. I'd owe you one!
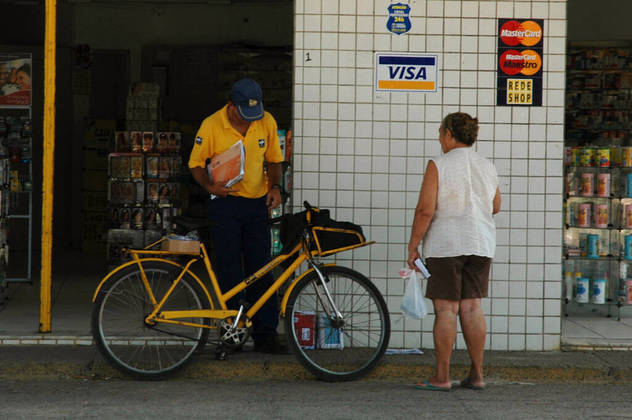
[565,271,573,301]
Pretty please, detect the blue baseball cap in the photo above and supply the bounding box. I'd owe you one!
[231,78,264,122]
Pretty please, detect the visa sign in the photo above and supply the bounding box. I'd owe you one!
[375,53,438,92]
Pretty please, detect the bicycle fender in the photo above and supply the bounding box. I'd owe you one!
[279,263,337,317]
[91,258,212,307]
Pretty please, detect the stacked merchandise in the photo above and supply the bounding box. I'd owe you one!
[126,83,160,132]
[270,129,292,256]
[0,122,8,285]
[106,130,183,267]
[0,115,31,280]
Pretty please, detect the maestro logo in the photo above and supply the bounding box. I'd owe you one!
[499,49,542,76]
[500,20,542,47]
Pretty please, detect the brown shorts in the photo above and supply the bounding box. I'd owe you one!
[424,255,491,300]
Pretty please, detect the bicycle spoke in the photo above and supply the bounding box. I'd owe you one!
[92,262,210,379]
[286,266,390,382]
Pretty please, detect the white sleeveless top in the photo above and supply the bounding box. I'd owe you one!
[422,147,498,258]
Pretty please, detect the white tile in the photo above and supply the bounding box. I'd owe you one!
[548,54,566,73]
[544,317,561,334]
[409,34,427,51]
[444,35,460,52]
[444,88,460,105]
[444,53,461,70]
[514,2,531,18]
[321,33,338,50]
[322,14,338,31]
[426,17,443,34]
[338,68,355,85]
[374,34,391,50]
[479,2,496,18]
[462,36,478,53]
[444,18,462,35]
[304,14,321,31]
[320,138,337,155]
[304,32,321,49]
[303,102,320,120]
[338,121,355,138]
[339,34,356,50]
[305,0,321,13]
[319,102,336,120]
[340,0,355,14]
[357,0,373,15]
[479,18,496,36]
[497,1,514,18]
[549,2,566,19]
[462,18,479,36]
[531,2,549,18]
[427,0,443,16]
[426,35,443,52]
[491,316,508,333]
[508,334,525,350]
[462,53,478,70]
[549,19,567,37]
[391,34,409,52]
[320,120,337,137]
[526,316,543,334]
[526,334,543,351]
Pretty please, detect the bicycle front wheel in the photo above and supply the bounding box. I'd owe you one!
[285,265,390,381]
[91,260,211,379]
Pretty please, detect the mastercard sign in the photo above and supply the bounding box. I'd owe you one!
[497,18,543,106]
[499,20,543,47]
[499,49,542,76]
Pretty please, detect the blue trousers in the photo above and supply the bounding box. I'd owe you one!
[208,195,279,342]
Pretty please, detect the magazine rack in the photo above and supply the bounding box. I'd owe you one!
[0,52,33,284]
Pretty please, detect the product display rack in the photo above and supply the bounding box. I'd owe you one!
[105,130,183,268]
[270,128,293,257]
[564,46,632,319]
[0,107,33,284]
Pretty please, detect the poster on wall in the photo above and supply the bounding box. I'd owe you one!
[496,19,543,106]
[0,53,31,107]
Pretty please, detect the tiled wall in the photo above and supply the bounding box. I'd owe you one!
[292,0,567,351]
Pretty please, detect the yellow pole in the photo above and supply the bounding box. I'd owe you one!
[40,0,56,333]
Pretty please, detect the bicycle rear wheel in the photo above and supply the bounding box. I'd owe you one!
[91,260,211,379]
[285,265,390,381]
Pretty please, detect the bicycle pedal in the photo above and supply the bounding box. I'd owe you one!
[215,350,228,361]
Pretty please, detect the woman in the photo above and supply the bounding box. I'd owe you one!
[407,112,501,392]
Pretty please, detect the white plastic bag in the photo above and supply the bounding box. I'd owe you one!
[400,268,428,319]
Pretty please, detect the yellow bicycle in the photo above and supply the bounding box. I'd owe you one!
[91,202,390,381]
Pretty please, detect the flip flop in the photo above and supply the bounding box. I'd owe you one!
[460,377,485,390]
[414,380,451,392]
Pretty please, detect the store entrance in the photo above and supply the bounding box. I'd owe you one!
[563,1,632,348]
[0,1,293,336]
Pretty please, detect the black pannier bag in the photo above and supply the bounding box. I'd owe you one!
[279,208,365,255]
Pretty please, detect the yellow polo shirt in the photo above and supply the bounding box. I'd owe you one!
[188,105,284,199]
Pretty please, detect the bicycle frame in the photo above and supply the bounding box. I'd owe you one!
[92,232,374,332]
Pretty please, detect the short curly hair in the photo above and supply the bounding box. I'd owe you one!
[441,112,479,146]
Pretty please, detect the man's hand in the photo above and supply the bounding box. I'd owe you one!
[209,180,237,197]
[267,187,282,209]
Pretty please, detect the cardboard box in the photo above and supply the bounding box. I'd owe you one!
[293,311,316,349]
[160,238,200,254]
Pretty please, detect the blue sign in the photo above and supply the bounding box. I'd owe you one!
[387,3,411,35]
